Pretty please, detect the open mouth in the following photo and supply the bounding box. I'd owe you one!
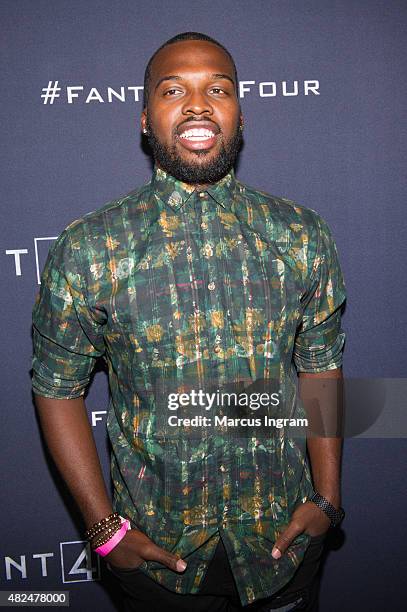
[179,128,216,142]
[177,122,220,151]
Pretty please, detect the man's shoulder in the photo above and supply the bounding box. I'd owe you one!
[63,180,152,242]
[237,180,325,234]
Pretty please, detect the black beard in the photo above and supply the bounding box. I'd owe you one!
[146,118,242,184]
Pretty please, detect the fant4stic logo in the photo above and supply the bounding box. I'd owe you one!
[4,541,100,584]
[39,79,321,105]
[60,541,100,583]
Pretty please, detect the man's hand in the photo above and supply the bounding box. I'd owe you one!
[271,501,330,559]
[34,396,187,574]
[105,529,187,572]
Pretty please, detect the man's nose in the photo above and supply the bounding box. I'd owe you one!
[182,90,213,115]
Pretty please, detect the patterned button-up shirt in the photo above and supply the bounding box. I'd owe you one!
[32,166,346,605]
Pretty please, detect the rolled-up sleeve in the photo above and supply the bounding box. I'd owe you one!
[32,229,105,398]
[293,214,346,373]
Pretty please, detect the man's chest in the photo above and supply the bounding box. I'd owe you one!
[90,204,305,368]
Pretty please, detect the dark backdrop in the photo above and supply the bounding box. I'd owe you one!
[1,1,406,610]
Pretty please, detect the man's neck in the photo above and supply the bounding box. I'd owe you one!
[155,162,226,191]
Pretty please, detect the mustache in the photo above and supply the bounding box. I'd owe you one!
[176,117,221,132]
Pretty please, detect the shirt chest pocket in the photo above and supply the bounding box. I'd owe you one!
[108,273,205,381]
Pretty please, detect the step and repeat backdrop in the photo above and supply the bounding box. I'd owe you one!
[1,1,406,610]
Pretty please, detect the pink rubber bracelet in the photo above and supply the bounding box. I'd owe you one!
[94,518,130,557]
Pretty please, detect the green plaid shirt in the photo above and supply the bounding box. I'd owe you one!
[32,166,346,605]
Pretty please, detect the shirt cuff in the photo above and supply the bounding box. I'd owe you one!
[32,356,91,399]
[293,331,346,373]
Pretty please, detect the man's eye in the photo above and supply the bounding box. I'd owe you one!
[164,88,182,96]
[210,87,227,94]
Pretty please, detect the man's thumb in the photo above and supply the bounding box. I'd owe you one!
[154,546,187,572]
[272,525,299,559]
[175,558,187,572]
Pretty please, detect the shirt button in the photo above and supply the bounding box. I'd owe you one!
[208,282,215,291]
[219,465,226,472]
[198,191,206,198]
[214,345,221,354]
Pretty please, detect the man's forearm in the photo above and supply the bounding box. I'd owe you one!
[35,395,112,528]
[299,368,343,509]
[306,436,342,507]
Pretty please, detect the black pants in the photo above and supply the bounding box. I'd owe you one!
[108,533,327,612]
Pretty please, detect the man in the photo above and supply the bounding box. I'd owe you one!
[32,32,346,611]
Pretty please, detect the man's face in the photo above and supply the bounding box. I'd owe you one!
[141,40,243,185]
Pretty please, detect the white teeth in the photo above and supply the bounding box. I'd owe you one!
[179,128,215,140]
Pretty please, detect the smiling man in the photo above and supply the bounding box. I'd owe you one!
[32,33,346,611]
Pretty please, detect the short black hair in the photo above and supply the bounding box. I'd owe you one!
[143,32,239,108]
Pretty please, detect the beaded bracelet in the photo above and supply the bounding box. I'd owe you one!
[91,522,124,549]
[85,512,120,541]
[87,517,122,541]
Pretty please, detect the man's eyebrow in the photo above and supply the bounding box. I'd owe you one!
[154,73,235,90]
[154,75,182,90]
[210,73,235,86]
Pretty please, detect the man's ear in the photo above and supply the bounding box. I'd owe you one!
[141,109,147,135]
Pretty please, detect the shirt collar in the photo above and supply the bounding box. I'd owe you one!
[150,165,238,211]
